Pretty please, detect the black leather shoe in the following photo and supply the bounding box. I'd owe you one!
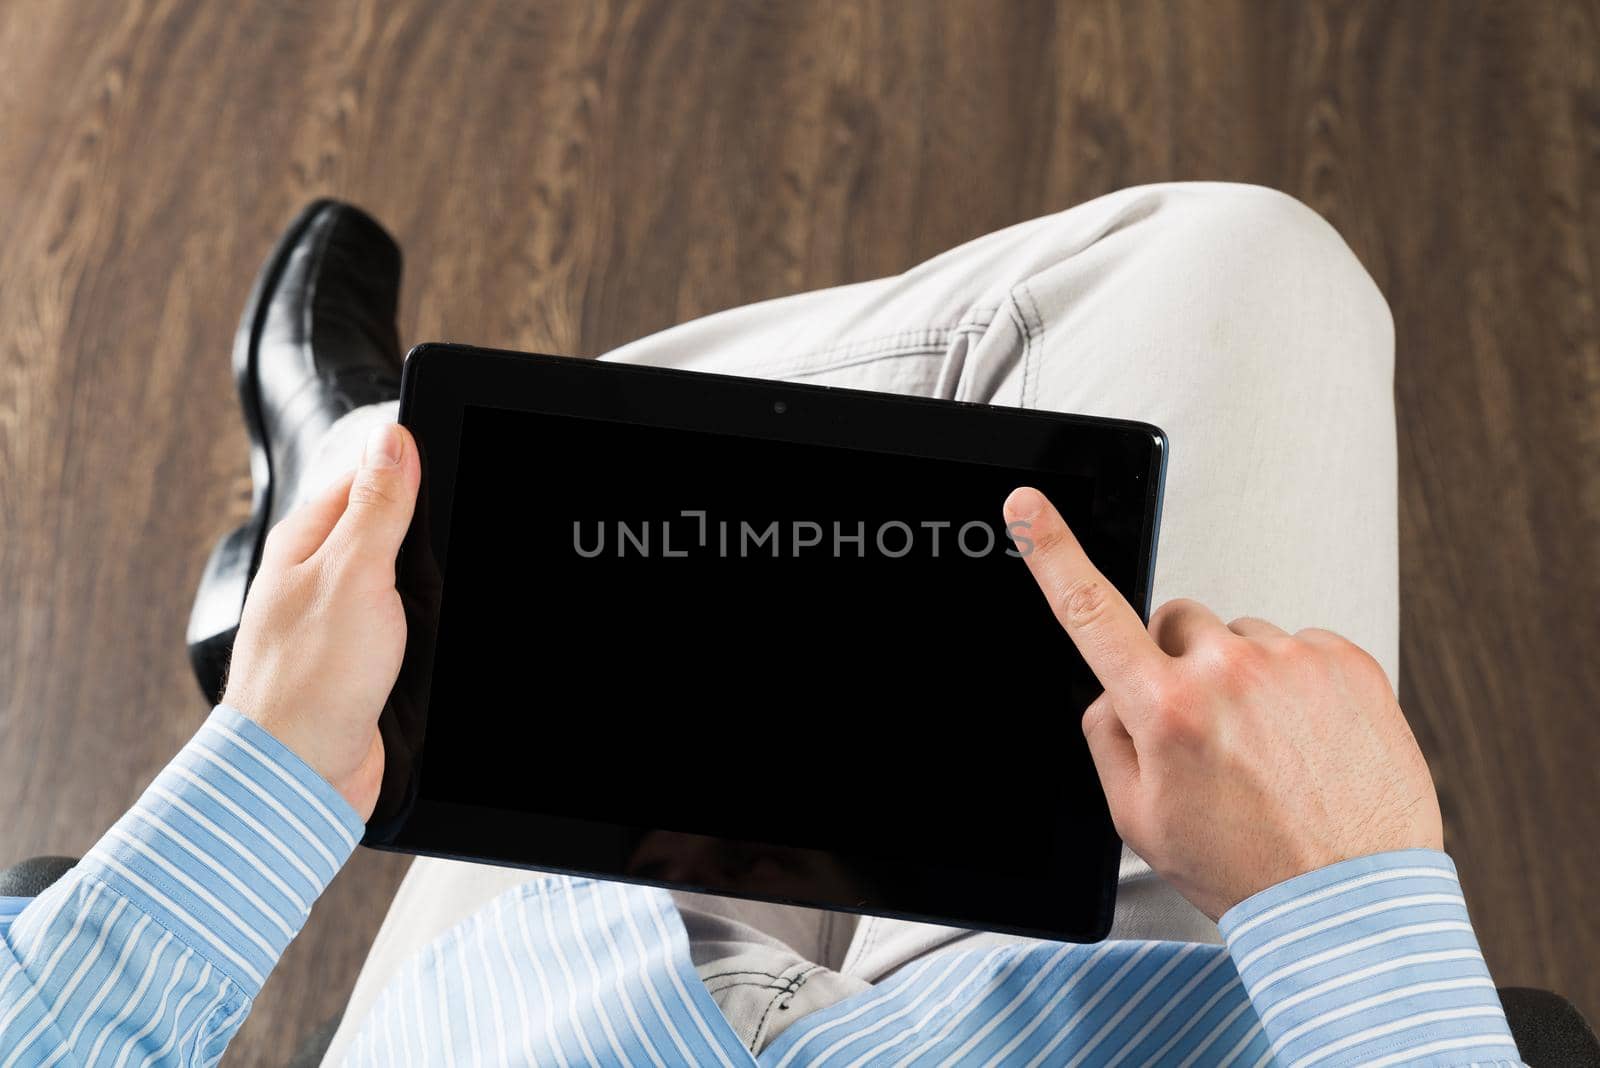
[187,200,404,704]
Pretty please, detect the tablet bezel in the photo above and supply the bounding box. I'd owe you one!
[367,343,1167,943]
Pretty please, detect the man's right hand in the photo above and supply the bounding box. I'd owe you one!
[1003,487,1443,921]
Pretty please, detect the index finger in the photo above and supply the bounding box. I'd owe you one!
[1004,486,1167,701]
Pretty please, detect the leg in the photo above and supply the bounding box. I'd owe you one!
[613,181,1397,970]
[601,185,1395,692]
[327,182,1396,1044]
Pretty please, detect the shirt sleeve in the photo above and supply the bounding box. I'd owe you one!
[1219,848,1524,1067]
[0,705,364,1066]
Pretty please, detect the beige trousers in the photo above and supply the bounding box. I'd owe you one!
[318,182,1397,1061]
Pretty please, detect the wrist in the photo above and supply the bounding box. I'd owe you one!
[219,695,383,821]
[75,706,365,995]
[211,704,369,831]
[1219,850,1517,1067]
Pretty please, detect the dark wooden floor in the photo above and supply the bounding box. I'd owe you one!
[2,0,1597,1059]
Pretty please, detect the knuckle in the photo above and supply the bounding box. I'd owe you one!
[348,471,400,511]
[1055,577,1112,627]
[1153,597,1200,623]
[1147,599,1181,633]
[1337,640,1392,692]
[1278,632,1322,663]
[1242,638,1297,687]
[1028,522,1065,555]
[1293,626,1344,650]
[1148,599,1193,655]
[1144,674,1204,745]
[1152,597,1203,629]
[1206,637,1268,688]
[1258,631,1320,676]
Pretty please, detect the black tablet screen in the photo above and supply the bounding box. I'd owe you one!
[416,402,1108,905]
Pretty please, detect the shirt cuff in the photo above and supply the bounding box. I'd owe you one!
[76,705,365,997]
[1219,849,1520,1067]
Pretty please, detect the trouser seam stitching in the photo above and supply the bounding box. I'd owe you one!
[1012,280,1045,409]
[760,310,1001,378]
[748,963,822,1052]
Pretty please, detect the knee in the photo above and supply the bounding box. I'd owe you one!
[1150,184,1394,387]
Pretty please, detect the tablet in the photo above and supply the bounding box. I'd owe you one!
[367,343,1167,942]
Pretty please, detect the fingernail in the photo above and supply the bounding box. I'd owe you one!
[364,424,403,467]
[1005,486,1047,520]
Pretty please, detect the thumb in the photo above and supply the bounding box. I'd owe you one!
[327,423,421,567]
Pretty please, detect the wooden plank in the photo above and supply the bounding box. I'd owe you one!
[1,1,1595,1057]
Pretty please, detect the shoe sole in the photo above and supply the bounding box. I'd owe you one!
[186,199,339,703]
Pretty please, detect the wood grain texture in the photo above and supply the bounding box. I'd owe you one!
[1,0,1596,1058]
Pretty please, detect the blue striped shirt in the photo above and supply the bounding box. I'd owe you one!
[1,708,1523,1065]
